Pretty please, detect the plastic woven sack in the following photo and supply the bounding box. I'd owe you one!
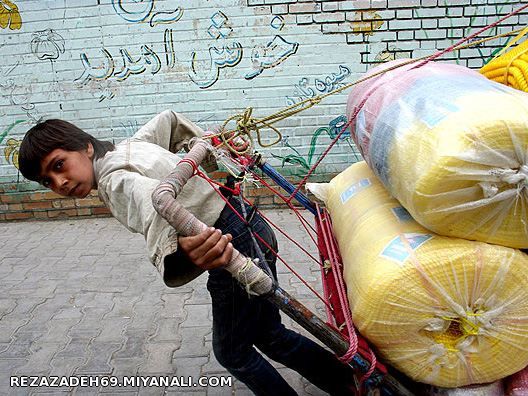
[307,161,528,387]
[347,60,528,248]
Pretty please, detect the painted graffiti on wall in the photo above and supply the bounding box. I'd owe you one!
[245,38,298,80]
[0,0,21,30]
[164,28,176,68]
[114,46,161,81]
[117,119,141,138]
[112,0,183,27]
[190,12,299,88]
[375,45,409,63]
[30,29,65,61]
[73,2,185,100]
[286,65,351,106]
[273,115,360,176]
[76,45,162,85]
[189,11,242,89]
[72,9,299,96]
[1,63,41,122]
[0,119,25,171]
[75,45,162,91]
[4,137,20,169]
[149,8,183,27]
[245,15,298,80]
[112,0,153,22]
[75,48,114,86]
[350,11,384,37]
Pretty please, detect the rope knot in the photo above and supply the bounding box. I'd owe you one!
[235,107,254,135]
[499,165,528,185]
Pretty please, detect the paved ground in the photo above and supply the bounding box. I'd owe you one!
[0,209,333,396]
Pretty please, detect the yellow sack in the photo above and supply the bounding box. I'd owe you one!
[347,60,528,248]
[480,33,528,92]
[307,161,528,387]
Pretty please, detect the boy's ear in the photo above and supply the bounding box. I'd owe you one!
[87,142,94,159]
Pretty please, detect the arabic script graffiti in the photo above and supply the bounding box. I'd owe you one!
[189,11,243,89]
[75,45,162,86]
[286,65,351,106]
[245,35,298,80]
[189,12,300,88]
[112,0,183,27]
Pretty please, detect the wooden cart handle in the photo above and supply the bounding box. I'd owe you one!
[151,138,273,296]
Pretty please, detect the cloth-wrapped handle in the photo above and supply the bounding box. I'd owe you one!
[151,138,273,295]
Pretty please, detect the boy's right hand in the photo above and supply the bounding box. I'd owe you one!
[178,228,233,270]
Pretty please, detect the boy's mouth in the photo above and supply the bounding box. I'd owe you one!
[69,184,79,196]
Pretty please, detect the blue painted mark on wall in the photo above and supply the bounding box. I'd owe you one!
[112,0,182,27]
[149,7,183,27]
[112,0,154,23]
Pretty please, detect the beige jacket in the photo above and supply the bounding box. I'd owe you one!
[93,110,226,286]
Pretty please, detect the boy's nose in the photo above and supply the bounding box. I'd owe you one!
[60,178,69,189]
[55,176,69,193]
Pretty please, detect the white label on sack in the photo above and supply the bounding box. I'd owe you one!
[391,206,412,222]
[380,233,433,264]
[420,101,459,128]
[340,178,371,204]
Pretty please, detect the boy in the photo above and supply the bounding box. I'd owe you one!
[18,110,356,395]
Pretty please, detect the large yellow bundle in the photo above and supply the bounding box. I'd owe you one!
[308,162,528,387]
[480,36,528,92]
[346,61,528,248]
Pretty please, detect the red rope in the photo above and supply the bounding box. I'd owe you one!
[316,206,380,391]
[247,169,319,243]
[192,166,333,310]
[245,200,321,268]
[316,207,358,359]
[213,157,322,267]
[178,158,199,175]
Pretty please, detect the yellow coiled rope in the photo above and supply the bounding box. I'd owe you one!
[480,27,528,92]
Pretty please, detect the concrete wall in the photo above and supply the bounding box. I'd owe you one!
[0,0,527,220]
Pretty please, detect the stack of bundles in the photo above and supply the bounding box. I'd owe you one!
[307,162,528,387]
[346,60,528,248]
[480,37,528,92]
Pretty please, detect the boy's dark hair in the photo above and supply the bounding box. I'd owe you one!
[19,119,115,182]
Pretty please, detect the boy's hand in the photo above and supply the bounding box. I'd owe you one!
[178,228,233,270]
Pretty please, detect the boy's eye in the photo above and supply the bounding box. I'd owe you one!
[41,178,51,188]
[54,159,64,170]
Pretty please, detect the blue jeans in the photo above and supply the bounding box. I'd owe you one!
[209,197,356,395]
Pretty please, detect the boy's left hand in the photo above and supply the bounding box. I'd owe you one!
[178,228,233,270]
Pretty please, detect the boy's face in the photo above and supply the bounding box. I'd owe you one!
[39,144,96,198]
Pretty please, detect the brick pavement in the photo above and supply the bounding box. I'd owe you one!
[0,209,331,396]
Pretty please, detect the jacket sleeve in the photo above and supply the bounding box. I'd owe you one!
[97,169,204,287]
[131,110,204,153]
